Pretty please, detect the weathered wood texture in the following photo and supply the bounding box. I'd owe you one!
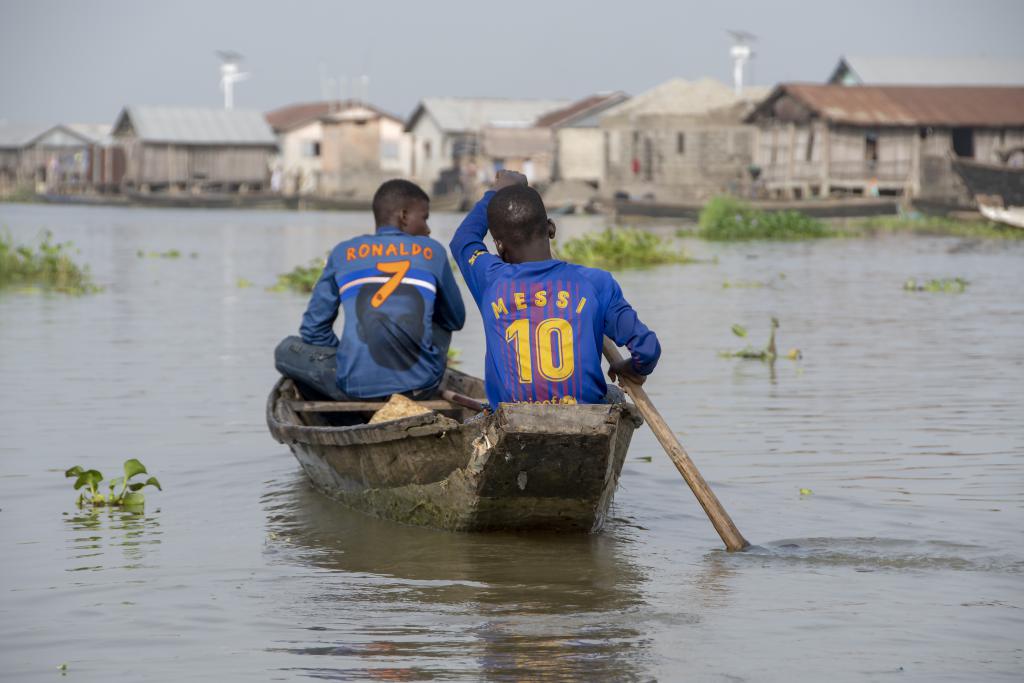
[267,370,643,533]
[120,139,273,190]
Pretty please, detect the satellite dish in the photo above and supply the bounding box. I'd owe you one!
[726,31,757,96]
[217,51,250,110]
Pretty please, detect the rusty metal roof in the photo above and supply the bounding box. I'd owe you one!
[535,92,630,129]
[750,84,1024,127]
[265,100,400,132]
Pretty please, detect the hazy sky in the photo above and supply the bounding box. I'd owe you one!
[2,0,1023,125]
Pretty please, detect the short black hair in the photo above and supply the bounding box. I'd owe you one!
[372,179,429,226]
[486,185,548,246]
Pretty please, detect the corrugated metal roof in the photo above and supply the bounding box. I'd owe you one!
[601,78,769,120]
[265,100,400,132]
[833,56,1024,86]
[113,106,277,145]
[752,84,1024,127]
[407,98,569,133]
[535,92,630,129]
[67,123,113,144]
[0,122,52,149]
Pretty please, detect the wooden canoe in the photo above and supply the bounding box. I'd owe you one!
[266,369,643,532]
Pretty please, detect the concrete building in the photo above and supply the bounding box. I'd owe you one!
[319,104,411,197]
[266,100,410,196]
[404,97,568,194]
[600,78,769,202]
[265,101,330,194]
[480,126,555,185]
[745,84,1024,203]
[112,106,277,193]
[536,92,630,185]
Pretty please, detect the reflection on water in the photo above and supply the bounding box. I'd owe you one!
[262,473,653,681]
[64,508,162,572]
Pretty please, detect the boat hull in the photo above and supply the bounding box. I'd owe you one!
[267,376,642,532]
[952,157,1024,228]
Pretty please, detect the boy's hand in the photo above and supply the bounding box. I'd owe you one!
[492,170,528,191]
[608,358,647,387]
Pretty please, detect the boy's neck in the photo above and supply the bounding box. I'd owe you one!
[503,240,553,264]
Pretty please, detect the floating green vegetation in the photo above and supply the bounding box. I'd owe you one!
[557,228,692,269]
[903,277,968,293]
[447,347,461,366]
[722,279,765,289]
[64,459,161,509]
[236,277,253,289]
[855,215,1024,240]
[0,231,100,294]
[699,196,834,241]
[271,257,326,293]
[721,317,802,361]
[136,248,182,259]
[0,186,39,204]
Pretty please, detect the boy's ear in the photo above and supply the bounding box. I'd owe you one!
[547,219,557,240]
[397,208,408,228]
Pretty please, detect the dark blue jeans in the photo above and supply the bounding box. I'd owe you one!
[274,336,440,402]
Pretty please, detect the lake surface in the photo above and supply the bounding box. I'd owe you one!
[1,203,1022,682]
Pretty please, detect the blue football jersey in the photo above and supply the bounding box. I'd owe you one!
[450,193,660,408]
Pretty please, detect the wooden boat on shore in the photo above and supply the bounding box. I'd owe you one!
[266,370,642,532]
[951,154,1024,229]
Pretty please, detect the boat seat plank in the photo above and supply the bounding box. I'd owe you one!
[286,400,459,412]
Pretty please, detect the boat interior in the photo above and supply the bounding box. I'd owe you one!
[278,368,487,429]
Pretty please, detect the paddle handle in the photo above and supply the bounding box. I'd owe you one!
[603,338,750,551]
[440,389,487,413]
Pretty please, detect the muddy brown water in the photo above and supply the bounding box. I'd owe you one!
[1,203,1022,681]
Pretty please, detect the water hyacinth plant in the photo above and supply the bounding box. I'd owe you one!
[64,459,161,508]
[0,231,101,294]
[721,317,802,361]
[903,277,968,293]
[556,228,692,269]
[136,248,182,259]
[699,196,833,241]
[271,256,326,293]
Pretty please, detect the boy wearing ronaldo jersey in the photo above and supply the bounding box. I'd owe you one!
[450,171,660,407]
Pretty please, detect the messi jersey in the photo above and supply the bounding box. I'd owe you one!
[450,192,660,408]
[300,226,465,399]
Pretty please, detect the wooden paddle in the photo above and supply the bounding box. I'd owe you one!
[603,337,750,551]
[544,226,748,551]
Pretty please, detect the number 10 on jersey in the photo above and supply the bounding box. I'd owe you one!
[504,318,575,383]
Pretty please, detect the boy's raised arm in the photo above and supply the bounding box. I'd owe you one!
[449,191,498,302]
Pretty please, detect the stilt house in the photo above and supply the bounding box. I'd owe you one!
[112,106,277,193]
[745,84,1024,203]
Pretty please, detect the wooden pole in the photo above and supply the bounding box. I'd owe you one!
[603,338,750,551]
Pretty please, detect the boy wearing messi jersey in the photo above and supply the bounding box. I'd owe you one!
[275,179,465,400]
[450,171,660,408]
